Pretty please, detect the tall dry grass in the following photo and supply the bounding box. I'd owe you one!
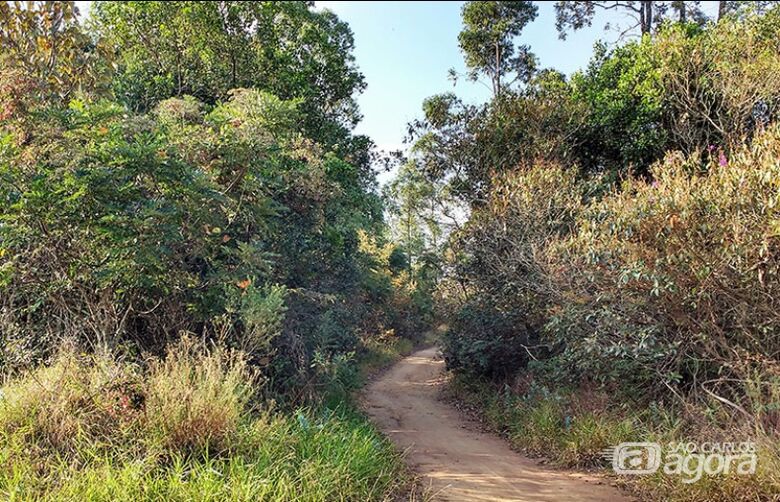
[0,339,405,500]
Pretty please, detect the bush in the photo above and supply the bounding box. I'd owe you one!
[0,89,404,399]
[568,38,667,176]
[443,299,532,377]
[551,126,780,407]
[445,124,780,413]
[442,163,586,377]
[655,10,780,154]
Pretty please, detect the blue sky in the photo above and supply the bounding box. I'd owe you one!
[315,1,719,168]
[318,0,617,154]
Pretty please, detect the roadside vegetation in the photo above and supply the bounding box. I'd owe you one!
[394,2,780,500]
[0,2,432,500]
[0,341,406,501]
[4,1,780,500]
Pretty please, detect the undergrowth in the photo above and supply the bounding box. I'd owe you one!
[0,340,407,501]
[447,375,780,501]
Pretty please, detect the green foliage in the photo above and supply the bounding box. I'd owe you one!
[89,1,365,148]
[0,2,113,110]
[355,231,436,343]
[458,1,538,95]
[1,98,227,364]
[554,1,709,40]
[569,39,667,176]
[232,284,288,360]
[442,164,586,376]
[0,342,405,501]
[0,65,410,398]
[437,6,780,421]
[551,126,780,399]
[443,299,532,378]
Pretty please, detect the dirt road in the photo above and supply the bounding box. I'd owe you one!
[362,347,629,501]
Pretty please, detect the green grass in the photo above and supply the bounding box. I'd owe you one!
[450,377,640,468]
[1,408,404,501]
[0,342,406,501]
[447,375,780,501]
[357,336,415,381]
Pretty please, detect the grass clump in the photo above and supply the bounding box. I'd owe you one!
[0,340,405,501]
[447,375,780,501]
[451,376,639,469]
[144,340,255,455]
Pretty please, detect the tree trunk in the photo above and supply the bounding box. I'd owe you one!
[641,1,653,35]
[718,0,727,20]
[494,41,501,98]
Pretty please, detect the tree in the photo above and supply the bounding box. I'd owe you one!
[554,1,706,40]
[568,39,669,176]
[0,1,112,115]
[719,1,780,20]
[457,1,539,97]
[654,9,780,153]
[658,1,707,24]
[555,1,655,39]
[385,161,455,262]
[90,1,365,148]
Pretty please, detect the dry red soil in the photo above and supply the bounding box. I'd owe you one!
[363,347,630,501]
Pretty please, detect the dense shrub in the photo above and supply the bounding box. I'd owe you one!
[443,299,532,377]
[568,38,667,176]
[655,10,780,154]
[440,8,780,418]
[0,3,432,407]
[0,87,426,396]
[1,99,233,365]
[442,164,586,376]
[551,126,780,405]
[444,124,780,423]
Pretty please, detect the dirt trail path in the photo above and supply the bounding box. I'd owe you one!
[362,347,630,501]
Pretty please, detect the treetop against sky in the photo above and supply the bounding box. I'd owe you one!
[76,0,721,175]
